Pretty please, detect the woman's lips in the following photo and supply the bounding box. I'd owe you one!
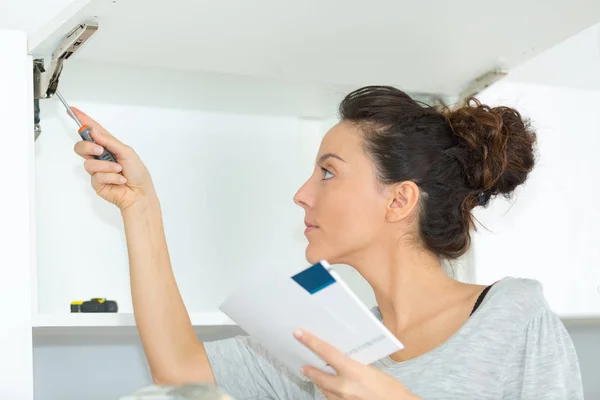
[304,226,318,234]
[304,221,318,235]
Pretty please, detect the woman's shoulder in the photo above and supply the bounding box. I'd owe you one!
[486,276,545,303]
[370,276,558,330]
[476,278,583,398]
[478,276,557,328]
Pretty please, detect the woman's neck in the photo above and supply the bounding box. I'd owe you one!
[352,244,464,335]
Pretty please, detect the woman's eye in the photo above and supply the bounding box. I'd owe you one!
[321,168,334,180]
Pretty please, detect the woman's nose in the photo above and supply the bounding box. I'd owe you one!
[294,180,314,209]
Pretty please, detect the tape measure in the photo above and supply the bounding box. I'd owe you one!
[71,298,118,313]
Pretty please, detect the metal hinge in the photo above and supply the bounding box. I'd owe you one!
[33,22,98,140]
[457,69,508,106]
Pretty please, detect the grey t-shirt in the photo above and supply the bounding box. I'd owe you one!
[204,277,583,399]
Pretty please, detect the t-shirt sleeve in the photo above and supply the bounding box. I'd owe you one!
[203,335,315,400]
[516,308,584,400]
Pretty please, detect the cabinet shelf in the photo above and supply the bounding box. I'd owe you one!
[32,312,239,338]
[561,314,600,324]
[33,311,234,328]
[28,0,600,97]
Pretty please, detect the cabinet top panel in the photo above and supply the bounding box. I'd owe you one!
[28,0,600,96]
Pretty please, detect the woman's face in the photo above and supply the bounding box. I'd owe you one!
[294,121,393,265]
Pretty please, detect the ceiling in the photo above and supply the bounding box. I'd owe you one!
[18,0,600,96]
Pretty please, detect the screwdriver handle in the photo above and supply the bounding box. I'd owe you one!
[78,125,117,163]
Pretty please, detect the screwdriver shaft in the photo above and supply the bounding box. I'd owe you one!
[55,91,83,128]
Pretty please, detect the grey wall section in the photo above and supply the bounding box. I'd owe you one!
[564,321,600,400]
[33,322,599,400]
[33,327,244,400]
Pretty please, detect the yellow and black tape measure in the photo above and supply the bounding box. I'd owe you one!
[70,298,118,313]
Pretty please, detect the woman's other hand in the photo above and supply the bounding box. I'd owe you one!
[72,107,156,210]
[294,329,421,400]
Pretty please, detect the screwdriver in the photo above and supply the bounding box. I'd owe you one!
[55,91,117,163]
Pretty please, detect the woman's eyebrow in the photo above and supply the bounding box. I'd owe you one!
[317,153,346,164]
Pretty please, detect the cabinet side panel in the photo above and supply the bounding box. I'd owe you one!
[0,29,34,399]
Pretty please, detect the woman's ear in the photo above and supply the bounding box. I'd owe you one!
[386,181,420,223]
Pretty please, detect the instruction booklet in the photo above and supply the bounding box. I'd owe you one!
[219,260,403,378]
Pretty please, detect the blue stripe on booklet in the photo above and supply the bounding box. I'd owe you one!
[292,262,336,294]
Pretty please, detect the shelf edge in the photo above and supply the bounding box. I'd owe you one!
[33,311,235,328]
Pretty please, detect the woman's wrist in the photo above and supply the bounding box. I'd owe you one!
[121,192,161,218]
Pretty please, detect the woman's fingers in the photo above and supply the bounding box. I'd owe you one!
[320,388,344,400]
[74,140,106,159]
[71,107,134,160]
[84,159,123,176]
[91,172,127,186]
[303,366,343,395]
[294,329,358,374]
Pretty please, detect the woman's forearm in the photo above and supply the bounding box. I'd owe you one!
[121,196,214,384]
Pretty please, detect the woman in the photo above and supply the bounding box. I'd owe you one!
[73,86,582,399]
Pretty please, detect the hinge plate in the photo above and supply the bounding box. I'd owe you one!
[34,21,98,100]
[33,21,98,140]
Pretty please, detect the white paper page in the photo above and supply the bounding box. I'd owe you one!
[219,261,403,377]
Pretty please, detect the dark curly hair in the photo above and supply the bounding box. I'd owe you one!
[339,86,537,259]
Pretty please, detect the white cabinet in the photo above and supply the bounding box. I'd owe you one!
[22,0,600,334]
[0,28,34,399]
[32,63,329,328]
[3,0,600,397]
[27,0,600,96]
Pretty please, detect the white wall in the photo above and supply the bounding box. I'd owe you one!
[473,81,600,317]
[507,22,600,92]
[36,102,320,314]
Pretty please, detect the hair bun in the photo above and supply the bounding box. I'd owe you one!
[444,98,537,209]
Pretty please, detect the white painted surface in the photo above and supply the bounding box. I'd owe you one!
[472,80,600,318]
[0,0,74,33]
[0,29,34,399]
[33,59,386,321]
[28,0,600,95]
[35,105,319,313]
[27,0,92,53]
[509,22,600,91]
[34,311,234,328]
